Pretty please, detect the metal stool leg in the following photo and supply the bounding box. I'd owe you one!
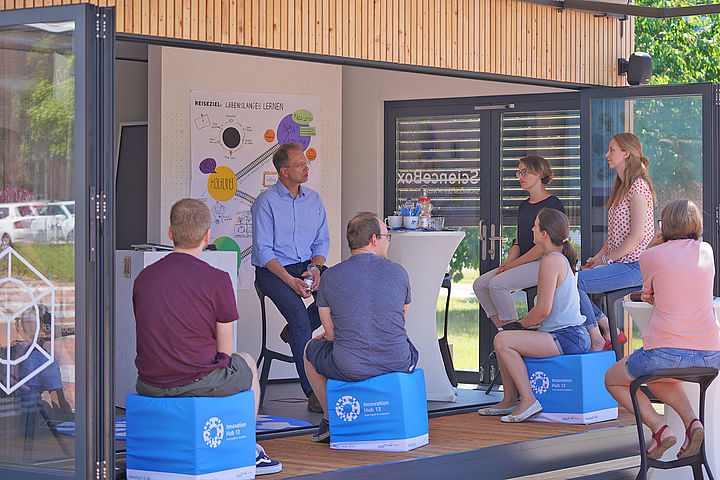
[630,368,718,480]
[485,350,499,394]
[603,286,637,361]
[485,287,536,394]
[439,273,458,387]
[254,281,295,406]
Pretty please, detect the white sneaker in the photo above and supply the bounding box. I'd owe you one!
[255,444,282,475]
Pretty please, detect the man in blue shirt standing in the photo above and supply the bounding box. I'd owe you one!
[251,143,330,412]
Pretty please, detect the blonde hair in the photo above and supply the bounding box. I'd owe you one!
[520,155,554,185]
[606,133,656,208]
[661,199,702,242]
[170,198,211,248]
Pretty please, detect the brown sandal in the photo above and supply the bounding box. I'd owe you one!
[647,424,677,460]
[677,419,704,459]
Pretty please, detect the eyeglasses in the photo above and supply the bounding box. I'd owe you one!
[284,160,310,168]
[515,169,529,178]
[377,233,392,241]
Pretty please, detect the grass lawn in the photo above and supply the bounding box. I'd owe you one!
[434,284,645,373]
[454,268,479,284]
[10,242,75,282]
[434,291,531,371]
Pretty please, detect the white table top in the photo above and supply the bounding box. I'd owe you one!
[624,298,720,334]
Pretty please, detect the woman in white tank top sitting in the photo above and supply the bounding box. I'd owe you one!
[478,208,590,422]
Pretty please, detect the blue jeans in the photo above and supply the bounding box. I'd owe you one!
[577,262,642,329]
[626,347,720,379]
[255,262,323,396]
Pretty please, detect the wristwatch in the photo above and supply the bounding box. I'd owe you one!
[602,254,614,265]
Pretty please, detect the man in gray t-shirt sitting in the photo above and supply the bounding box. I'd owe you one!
[303,212,419,443]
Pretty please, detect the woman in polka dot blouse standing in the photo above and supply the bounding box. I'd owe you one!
[578,132,656,351]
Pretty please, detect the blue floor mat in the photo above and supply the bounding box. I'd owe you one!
[56,415,311,440]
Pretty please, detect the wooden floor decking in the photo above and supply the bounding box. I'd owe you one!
[258,408,637,479]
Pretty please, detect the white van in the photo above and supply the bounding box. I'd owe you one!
[30,201,75,243]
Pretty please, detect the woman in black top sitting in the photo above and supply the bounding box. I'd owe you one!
[473,155,565,328]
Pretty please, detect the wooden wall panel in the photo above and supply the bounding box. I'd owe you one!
[0,0,633,85]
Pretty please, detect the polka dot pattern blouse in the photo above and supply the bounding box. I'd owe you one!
[607,178,654,263]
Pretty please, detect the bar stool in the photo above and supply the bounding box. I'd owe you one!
[601,286,639,360]
[630,367,718,480]
[485,286,537,394]
[254,281,295,405]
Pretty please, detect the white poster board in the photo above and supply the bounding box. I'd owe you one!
[190,90,321,289]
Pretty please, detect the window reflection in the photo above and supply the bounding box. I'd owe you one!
[0,21,75,470]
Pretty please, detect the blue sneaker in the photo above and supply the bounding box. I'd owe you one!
[255,444,282,475]
[311,418,330,443]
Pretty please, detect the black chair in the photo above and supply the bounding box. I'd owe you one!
[630,367,718,480]
[254,281,295,405]
[485,286,537,394]
[438,273,458,387]
[23,392,72,461]
[600,286,639,360]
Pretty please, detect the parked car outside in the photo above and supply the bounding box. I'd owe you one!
[0,202,45,248]
[31,201,75,244]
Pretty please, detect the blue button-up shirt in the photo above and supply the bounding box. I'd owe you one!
[251,181,330,267]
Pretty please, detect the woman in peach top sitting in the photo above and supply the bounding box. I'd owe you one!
[605,199,720,460]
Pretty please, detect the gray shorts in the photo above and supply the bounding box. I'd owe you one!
[305,337,419,383]
[136,353,254,398]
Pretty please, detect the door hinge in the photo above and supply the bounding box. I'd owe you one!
[96,12,108,39]
[89,187,106,263]
[95,191,108,224]
[96,459,108,480]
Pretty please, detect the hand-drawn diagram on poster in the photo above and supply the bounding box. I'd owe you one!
[190,91,321,290]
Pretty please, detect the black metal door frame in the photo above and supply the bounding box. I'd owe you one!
[0,5,115,479]
[384,92,580,384]
[580,83,720,295]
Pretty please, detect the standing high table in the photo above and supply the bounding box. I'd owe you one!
[386,230,465,402]
[624,300,720,479]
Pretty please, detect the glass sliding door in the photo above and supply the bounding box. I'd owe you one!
[392,113,485,373]
[500,109,581,319]
[385,93,581,384]
[0,5,114,478]
[581,85,720,286]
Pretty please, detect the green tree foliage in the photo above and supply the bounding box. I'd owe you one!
[634,0,720,84]
[13,34,74,201]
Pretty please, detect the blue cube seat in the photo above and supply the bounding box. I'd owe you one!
[326,369,429,452]
[523,351,618,424]
[126,391,255,480]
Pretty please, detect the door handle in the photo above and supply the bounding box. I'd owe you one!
[479,220,488,261]
[487,223,508,261]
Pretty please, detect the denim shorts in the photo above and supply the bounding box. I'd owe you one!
[626,347,720,379]
[549,325,591,355]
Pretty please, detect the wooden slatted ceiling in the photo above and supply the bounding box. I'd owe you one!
[0,0,633,86]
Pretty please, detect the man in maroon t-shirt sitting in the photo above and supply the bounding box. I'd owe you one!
[132,198,281,475]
